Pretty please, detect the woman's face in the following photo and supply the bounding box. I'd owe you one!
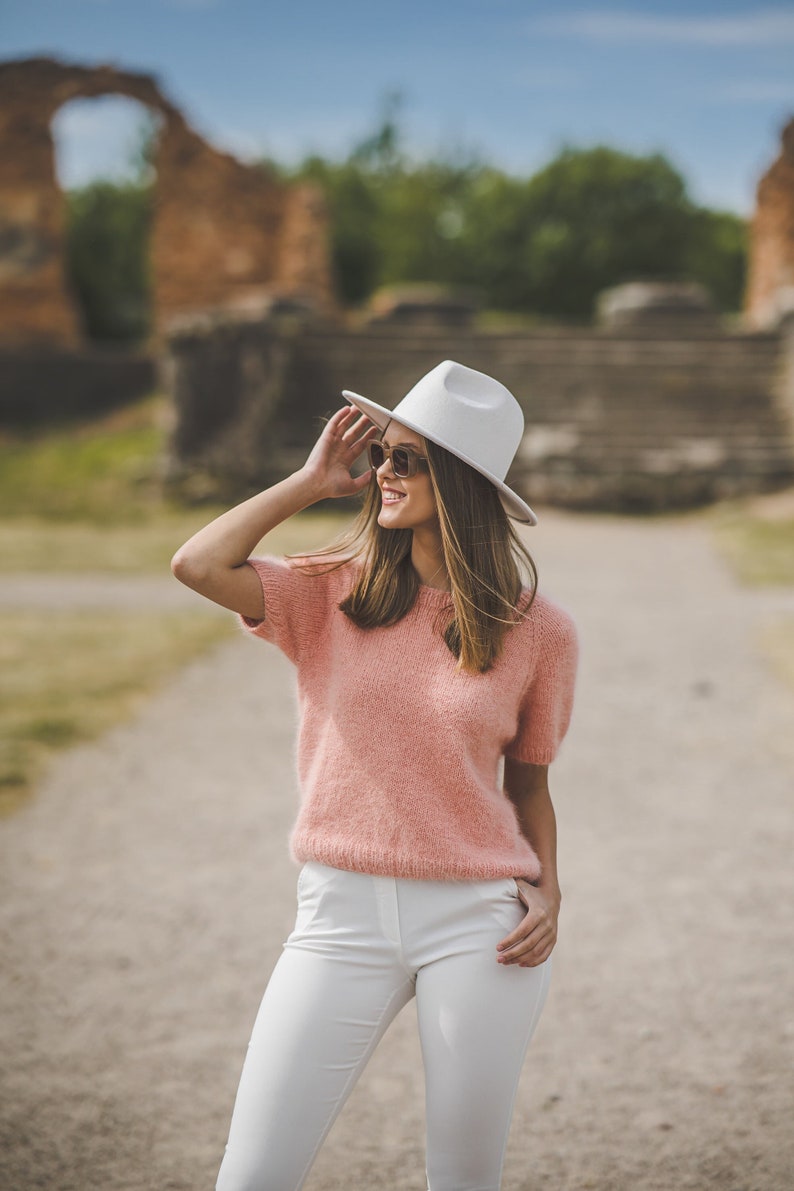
[374,420,439,533]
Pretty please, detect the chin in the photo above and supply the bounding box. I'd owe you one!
[377,510,401,529]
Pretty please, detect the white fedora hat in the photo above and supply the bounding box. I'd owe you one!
[343,359,537,525]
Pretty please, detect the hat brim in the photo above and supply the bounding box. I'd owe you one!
[342,390,538,526]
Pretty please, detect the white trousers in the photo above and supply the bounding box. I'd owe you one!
[216,862,551,1191]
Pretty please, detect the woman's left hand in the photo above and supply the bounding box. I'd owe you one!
[496,880,560,967]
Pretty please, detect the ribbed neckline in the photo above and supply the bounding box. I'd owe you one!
[416,582,454,605]
[417,581,535,614]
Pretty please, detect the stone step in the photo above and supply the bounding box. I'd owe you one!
[168,317,794,514]
[513,474,792,513]
[521,443,794,454]
[523,384,784,402]
[309,324,779,344]
[315,357,782,385]
[516,453,794,471]
[320,338,780,358]
[310,346,780,375]
[522,412,791,430]
[314,358,781,392]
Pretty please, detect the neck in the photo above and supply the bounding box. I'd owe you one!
[411,529,449,591]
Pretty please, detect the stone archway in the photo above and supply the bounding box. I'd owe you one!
[746,117,794,328]
[0,56,333,348]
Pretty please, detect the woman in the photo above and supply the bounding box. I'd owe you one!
[171,359,578,1191]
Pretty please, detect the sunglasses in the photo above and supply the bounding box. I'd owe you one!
[367,440,429,478]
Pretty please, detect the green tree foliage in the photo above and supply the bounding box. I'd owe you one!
[289,124,747,315]
[64,103,748,340]
[63,110,158,342]
[296,156,382,303]
[464,147,697,315]
[292,93,485,302]
[65,180,154,341]
[683,207,747,313]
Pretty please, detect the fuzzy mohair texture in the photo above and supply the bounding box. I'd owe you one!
[240,556,578,882]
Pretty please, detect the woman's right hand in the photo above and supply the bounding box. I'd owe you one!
[171,404,381,619]
[301,405,381,500]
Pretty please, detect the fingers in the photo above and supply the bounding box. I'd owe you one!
[497,930,554,967]
[497,907,549,954]
[496,913,556,968]
[333,405,372,432]
[330,406,380,450]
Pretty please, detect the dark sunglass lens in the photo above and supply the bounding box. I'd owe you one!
[369,442,385,469]
[392,448,411,477]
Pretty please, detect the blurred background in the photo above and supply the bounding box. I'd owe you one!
[5,0,793,345]
[0,7,792,813]
[1,5,794,1190]
[1,0,793,808]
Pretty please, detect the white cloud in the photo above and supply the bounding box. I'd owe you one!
[534,8,794,47]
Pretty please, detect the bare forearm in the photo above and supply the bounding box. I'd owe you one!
[516,790,560,903]
[170,405,378,616]
[499,760,562,966]
[172,466,326,576]
[503,759,561,903]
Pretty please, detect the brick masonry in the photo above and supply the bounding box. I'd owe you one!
[746,117,794,329]
[0,56,332,350]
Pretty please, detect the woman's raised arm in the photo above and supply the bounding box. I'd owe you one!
[170,405,378,618]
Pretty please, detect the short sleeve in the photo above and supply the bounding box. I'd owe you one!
[237,555,344,666]
[504,600,579,765]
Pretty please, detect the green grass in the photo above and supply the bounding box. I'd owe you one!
[0,394,170,522]
[0,393,355,811]
[710,493,794,700]
[0,609,233,816]
[0,391,352,569]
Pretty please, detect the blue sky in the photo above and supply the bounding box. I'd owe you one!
[3,0,794,214]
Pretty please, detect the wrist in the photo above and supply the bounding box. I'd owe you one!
[520,876,560,907]
[294,465,332,505]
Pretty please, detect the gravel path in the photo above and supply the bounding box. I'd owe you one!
[1,511,793,1191]
[0,573,226,612]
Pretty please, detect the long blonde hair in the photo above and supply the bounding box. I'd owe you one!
[286,434,537,674]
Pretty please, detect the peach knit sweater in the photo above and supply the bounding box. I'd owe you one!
[239,556,578,882]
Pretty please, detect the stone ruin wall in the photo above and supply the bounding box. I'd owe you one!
[2,57,793,510]
[164,316,794,514]
[746,117,794,329]
[0,56,333,350]
[2,57,792,348]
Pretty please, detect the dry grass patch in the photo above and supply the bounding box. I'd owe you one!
[0,394,168,521]
[0,388,361,572]
[0,392,362,815]
[711,488,794,586]
[716,488,794,698]
[0,609,233,816]
[0,510,352,573]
